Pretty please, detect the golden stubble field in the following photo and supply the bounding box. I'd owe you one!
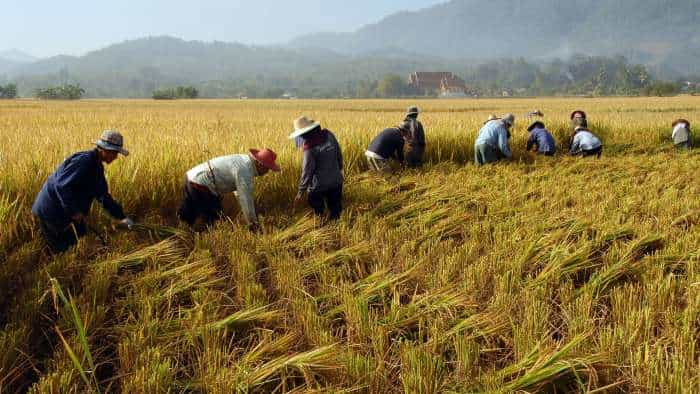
[0,97,698,392]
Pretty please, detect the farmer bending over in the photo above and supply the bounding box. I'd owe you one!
[570,126,603,158]
[290,116,344,221]
[178,148,280,231]
[365,122,411,174]
[474,114,515,165]
[31,130,135,253]
[671,119,692,150]
[526,121,557,156]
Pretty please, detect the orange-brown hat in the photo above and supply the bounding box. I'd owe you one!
[249,148,281,172]
[671,119,690,128]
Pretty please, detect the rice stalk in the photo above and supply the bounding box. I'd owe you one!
[50,278,99,392]
[208,305,284,331]
[245,344,341,389]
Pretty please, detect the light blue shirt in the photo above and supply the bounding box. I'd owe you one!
[186,154,259,225]
[475,120,512,158]
[570,130,602,154]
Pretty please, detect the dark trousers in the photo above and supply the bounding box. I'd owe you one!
[308,186,343,220]
[177,177,223,226]
[37,217,87,253]
[406,147,425,168]
[474,144,501,166]
[582,146,603,158]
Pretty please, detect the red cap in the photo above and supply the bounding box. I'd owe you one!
[249,148,281,172]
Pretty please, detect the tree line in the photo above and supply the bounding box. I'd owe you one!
[2,54,695,99]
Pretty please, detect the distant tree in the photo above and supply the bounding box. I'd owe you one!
[0,83,18,99]
[377,74,407,98]
[642,81,681,96]
[153,85,198,100]
[34,84,84,100]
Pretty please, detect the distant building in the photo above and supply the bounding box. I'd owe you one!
[408,72,468,96]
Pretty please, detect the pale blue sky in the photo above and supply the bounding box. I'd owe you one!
[1,0,445,57]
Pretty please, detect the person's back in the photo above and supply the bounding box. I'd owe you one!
[187,154,253,195]
[570,128,602,157]
[672,119,692,149]
[527,126,557,155]
[368,128,405,160]
[475,120,512,156]
[302,130,343,192]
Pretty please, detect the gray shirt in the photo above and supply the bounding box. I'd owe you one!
[570,130,602,154]
[299,131,344,193]
[186,154,258,225]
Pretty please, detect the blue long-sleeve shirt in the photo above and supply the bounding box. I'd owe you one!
[475,120,512,158]
[570,130,602,155]
[32,149,126,227]
[526,127,557,154]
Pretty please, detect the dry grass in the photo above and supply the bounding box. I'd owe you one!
[0,97,698,393]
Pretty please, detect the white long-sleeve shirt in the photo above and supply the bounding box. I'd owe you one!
[570,130,602,154]
[186,154,259,224]
[672,123,690,145]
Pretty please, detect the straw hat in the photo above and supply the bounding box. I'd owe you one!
[672,118,690,128]
[288,116,320,139]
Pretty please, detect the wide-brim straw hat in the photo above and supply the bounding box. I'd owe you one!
[527,121,545,132]
[288,116,320,139]
[95,130,129,156]
[672,118,690,128]
[249,148,281,172]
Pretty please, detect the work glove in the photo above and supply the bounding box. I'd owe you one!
[120,217,136,230]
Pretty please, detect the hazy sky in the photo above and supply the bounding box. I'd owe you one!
[1,0,444,57]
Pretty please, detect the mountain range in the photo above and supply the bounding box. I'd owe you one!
[1,0,699,97]
[290,0,700,76]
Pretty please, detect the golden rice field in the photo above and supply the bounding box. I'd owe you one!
[0,97,698,393]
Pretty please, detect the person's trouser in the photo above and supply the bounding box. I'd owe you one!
[474,144,500,166]
[542,151,555,157]
[582,146,603,158]
[675,141,691,150]
[36,217,87,254]
[406,147,425,168]
[308,186,343,220]
[366,155,392,173]
[177,177,223,226]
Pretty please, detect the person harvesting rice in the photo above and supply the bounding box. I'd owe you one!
[178,148,280,231]
[474,114,515,165]
[290,116,344,221]
[671,119,692,150]
[31,130,135,253]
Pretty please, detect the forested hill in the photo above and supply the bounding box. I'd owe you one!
[290,0,700,76]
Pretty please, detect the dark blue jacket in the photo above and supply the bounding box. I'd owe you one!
[299,130,344,193]
[368,128,405,162]
[527,127,557,154]
[32,149,125,227]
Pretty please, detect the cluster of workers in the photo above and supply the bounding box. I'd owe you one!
[31,107,694,253]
